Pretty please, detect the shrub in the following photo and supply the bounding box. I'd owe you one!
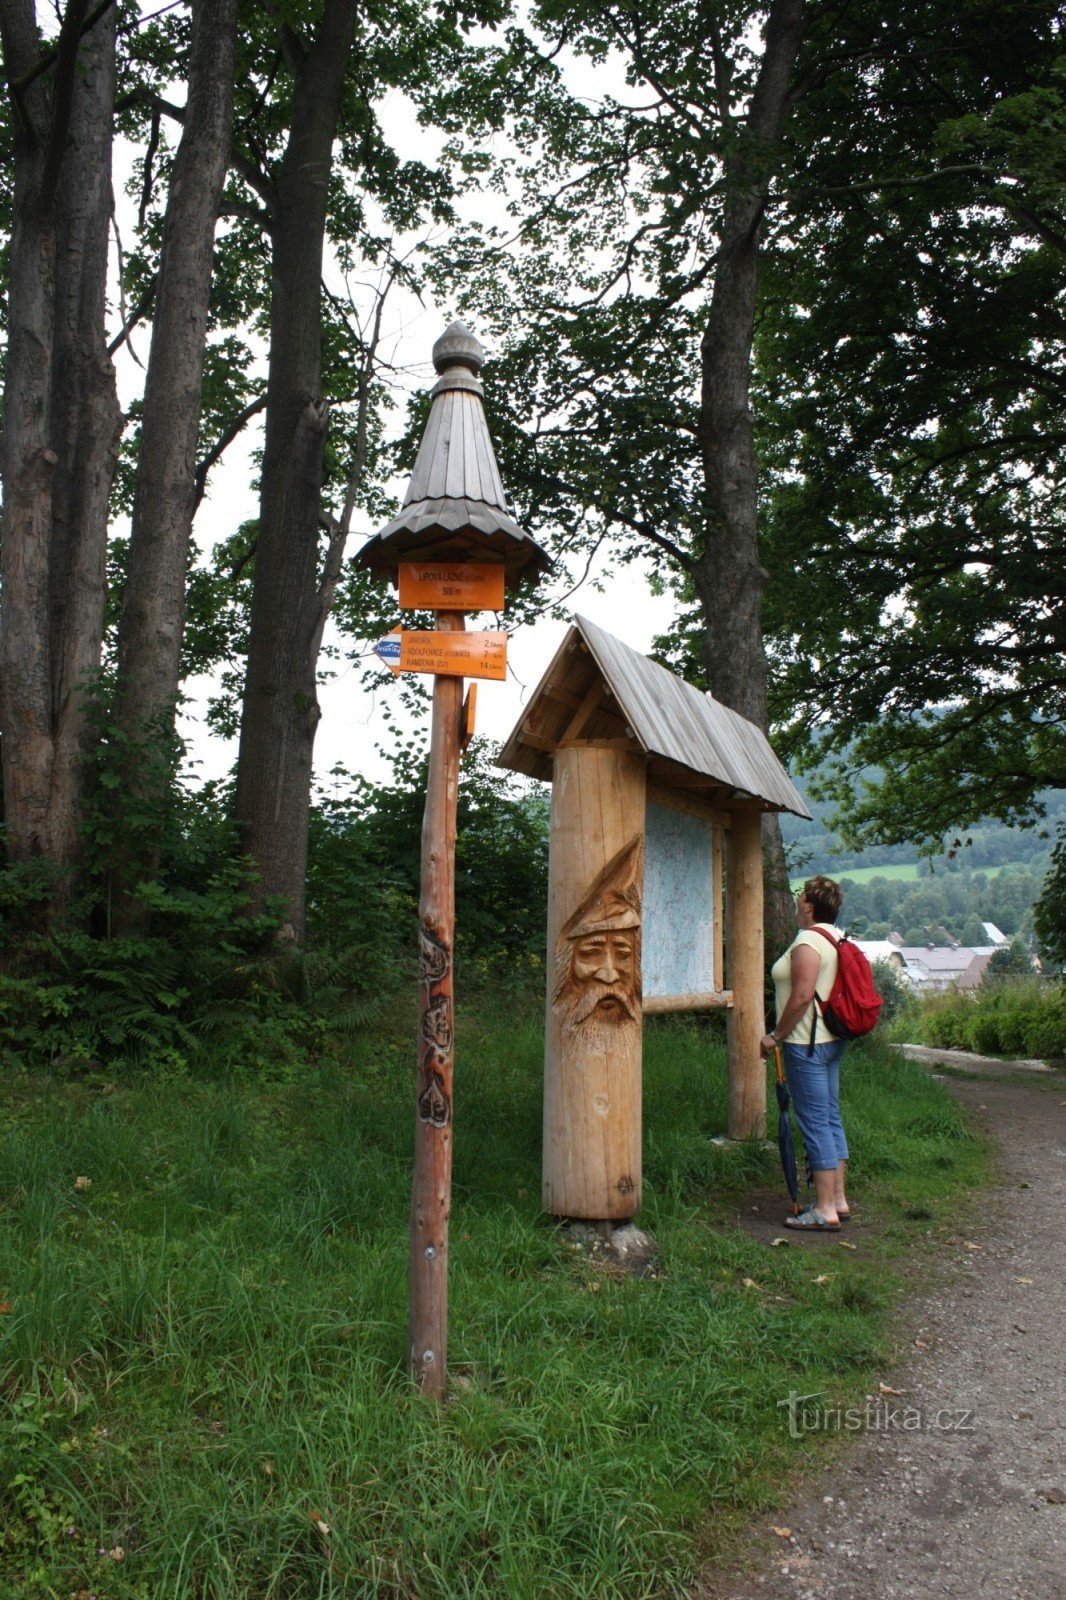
[905,977,1065,1060]
[871,959,917,1029]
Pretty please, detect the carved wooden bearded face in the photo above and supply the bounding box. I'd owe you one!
[566,928,639,1025]
[553,835,643,1044]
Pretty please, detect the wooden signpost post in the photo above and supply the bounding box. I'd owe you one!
[357,324,549,1398]
[408,607,464,1400]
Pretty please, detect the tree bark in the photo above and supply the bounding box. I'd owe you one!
[115,0,237,742]
[694,0,806,956]
[233,0,359,939]
[0,0,121,902]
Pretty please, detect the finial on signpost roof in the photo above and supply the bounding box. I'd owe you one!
[356,321,550,585]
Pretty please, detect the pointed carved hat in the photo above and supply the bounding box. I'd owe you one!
[562,836,643,941]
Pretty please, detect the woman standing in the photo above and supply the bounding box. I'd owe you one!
[759,875,850,1231]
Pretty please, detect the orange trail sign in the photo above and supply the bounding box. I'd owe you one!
[398,562,505,612]
[374,630,508,681]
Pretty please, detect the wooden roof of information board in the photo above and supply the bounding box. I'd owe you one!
[498,615,811,818]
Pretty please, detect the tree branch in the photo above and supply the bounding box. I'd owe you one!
[107,274,157,356]
[117,87,277,212]
[40,0,103,203]
[138,107,161,230]
[193,395,268,510]
[310,268,399,661]
[599,9,707,137]
[10,0,116,99]
[257,0,307,75]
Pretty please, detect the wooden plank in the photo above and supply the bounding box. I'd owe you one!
[725,808,765,1140]
[518,729,557,753]
[444,394,465,500]
[558,737,639,750]
[473,404,506,504]
[712,822,724,991]
[406,397,445,502]
[561,678,606,740]
[644,991,733,1014]
[645,781,730,827]
[545,685,584,712]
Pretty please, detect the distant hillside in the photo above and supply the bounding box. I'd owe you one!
[780,779,1062,945]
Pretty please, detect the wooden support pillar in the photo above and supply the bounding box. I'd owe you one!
[543,745,646,1220]
[408,612,464,1397]
[726,805,766,1140]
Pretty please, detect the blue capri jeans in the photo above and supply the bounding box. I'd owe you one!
[782,1040,849,1173]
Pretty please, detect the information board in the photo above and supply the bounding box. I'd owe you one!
[642,801,715,998]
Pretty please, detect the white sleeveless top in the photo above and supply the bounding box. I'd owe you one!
[770,924,841,1046]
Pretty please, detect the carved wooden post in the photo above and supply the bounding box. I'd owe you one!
[356,321,545,1396]
[543,745,646,1219]
[726,805,766,1139]
[408,611,464,1396]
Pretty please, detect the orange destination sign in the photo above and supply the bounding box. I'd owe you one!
[374,630,508,682]
[398,561,505,612]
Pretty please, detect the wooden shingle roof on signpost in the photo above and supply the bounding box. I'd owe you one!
[498,615,810,817]
[356,323,551,584]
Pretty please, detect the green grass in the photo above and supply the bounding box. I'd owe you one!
[790,860,1032,889]
[0,1002,988,1599]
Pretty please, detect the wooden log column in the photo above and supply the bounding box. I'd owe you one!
[408,611,464,1397]
[726,805,766,1140]
[543,745,646,1220]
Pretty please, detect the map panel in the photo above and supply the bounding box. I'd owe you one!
[643,801,715,998]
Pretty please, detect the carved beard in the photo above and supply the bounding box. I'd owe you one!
[569,981,638,1029]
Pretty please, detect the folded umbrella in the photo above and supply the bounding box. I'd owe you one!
[774,1046,801,1216]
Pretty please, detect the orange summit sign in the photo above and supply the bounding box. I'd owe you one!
[398,561,505,612]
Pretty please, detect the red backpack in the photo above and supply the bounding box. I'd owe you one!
[807,928,883,1049]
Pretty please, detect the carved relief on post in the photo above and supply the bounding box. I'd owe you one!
[552,834,643,1052]
[418,920,452,1129]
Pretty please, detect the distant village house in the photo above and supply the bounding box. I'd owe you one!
[855,923,1011,993]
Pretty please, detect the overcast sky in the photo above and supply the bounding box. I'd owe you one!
[112,11,679,792]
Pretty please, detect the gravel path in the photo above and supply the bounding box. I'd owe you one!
[699,1067,1066,1600]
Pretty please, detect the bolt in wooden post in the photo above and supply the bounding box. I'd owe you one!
[408,611,464,1397]
[726,805,766,1140]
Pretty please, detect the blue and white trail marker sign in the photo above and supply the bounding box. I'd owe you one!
[374,632,402,673]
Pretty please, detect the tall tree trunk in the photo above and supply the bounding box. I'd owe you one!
[0,0,121,908]
[115,0,237,739]
[110,0,237,924]
[695,0,805,957]
[233,0,359,940]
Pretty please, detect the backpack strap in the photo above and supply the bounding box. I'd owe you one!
[805,926,840,1054]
